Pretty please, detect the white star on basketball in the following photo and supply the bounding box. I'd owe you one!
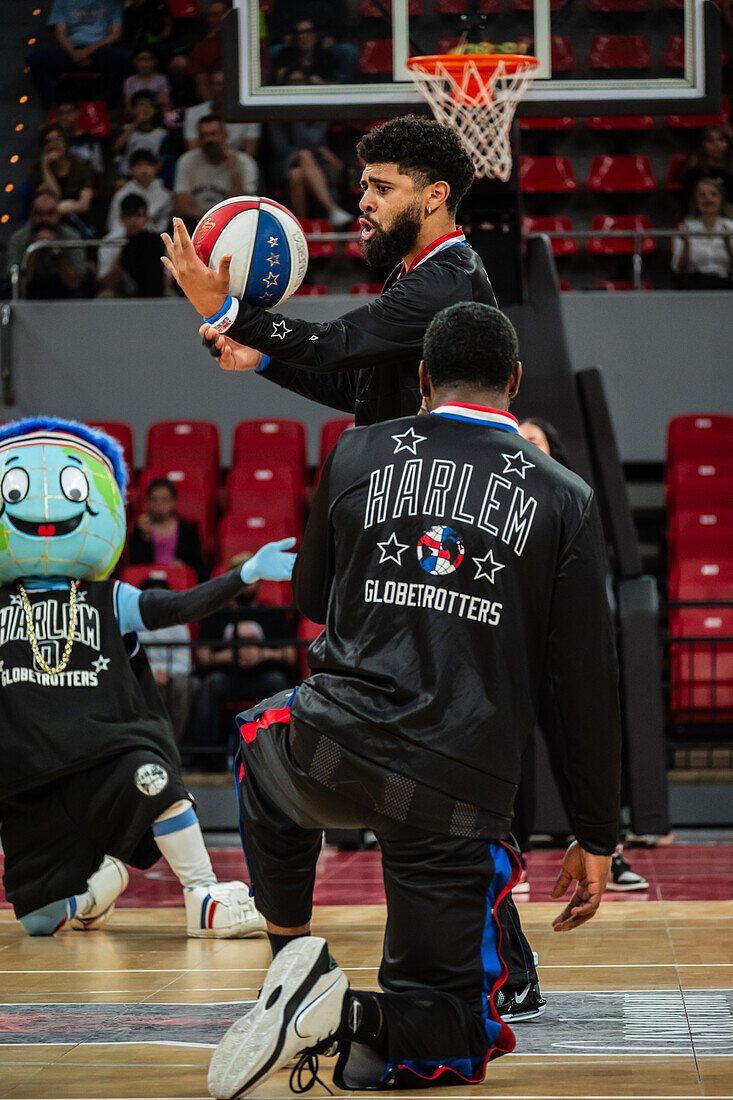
[392,427,427,455]
[501,450,535,479]
[472,549,505,584]
[271,319,292,340]
[92,654,110,673]
[377,532,410,566]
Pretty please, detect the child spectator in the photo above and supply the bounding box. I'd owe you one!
[123,0,172,52]
[124,46,171,112]
[28,0,129,110]
[672,177,733,289]
[113,89,167,177]
[54,95,104,177]
[97,193,168,297]
[680,125,733,216]
[4,188,87,300]
[268,102,351,226]
[107,149,173,235]
[173,115,258,229]
[189,0,230,101]
[184,71,261,156]
[28,124,95,229]
[128,477,206,578]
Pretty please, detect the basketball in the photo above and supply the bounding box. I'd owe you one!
[192,196,309,308]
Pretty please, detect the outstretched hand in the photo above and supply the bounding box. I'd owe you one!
[161,217,231,318]
[199,323,263,372]
[240,537,297,584]
[551,841,611,932]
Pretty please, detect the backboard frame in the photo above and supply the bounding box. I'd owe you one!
[224,0,721,120]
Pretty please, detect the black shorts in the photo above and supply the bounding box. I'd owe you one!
[0,749,188,918]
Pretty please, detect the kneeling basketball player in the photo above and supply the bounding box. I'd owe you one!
[207,303,622,1098]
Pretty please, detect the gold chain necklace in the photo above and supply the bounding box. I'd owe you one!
[18,580,78,676]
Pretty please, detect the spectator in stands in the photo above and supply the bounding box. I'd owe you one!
[187,553,297,768]
[517,418,571,467]
[137,577,197,743]
[54,95,104,177]
[268,96,352,226]
[184,70,261,156]
[4,188,87,300]
[672,177,733,290]
[122,0,172,52]
[681,125,733,216]
[173,115,258,229]
[28,0,130,110]
[128,476,206,578]
[107,149,173,234]
[97,193,168,298]
[123,45,171,112]
[266,2,357,83]
[113,89,167,176]
[272,18,337,85]
[189,0,230,102]
[28,124,95,230]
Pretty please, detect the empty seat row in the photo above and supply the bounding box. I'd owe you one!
[523,215,656,255]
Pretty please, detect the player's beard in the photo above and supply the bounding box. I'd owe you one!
[362,199,422,268]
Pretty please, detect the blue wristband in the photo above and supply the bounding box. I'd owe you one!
[203,294,239,333]
[256,354,271,373]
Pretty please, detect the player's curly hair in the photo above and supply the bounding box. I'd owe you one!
[423,302,519,391]
[356,116,476,214]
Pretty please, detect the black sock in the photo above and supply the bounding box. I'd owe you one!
[267,931,310,956]
[339,991,388,1055]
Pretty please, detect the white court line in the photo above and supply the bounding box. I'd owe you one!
[1,962,732,973]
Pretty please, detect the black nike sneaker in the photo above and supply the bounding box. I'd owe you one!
[495,980,546,1022]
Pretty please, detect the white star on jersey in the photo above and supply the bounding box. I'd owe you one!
[271,319,292,340]
[92,654,110,673]
[9,594,23,607]
[377,532,410,566]
[472,549,505,584]
[501,450,535,479]
[392,427,427,456]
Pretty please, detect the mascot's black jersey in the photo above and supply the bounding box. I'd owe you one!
[291,406,622,853]
[0,581,176,797]
[229,232,496,425]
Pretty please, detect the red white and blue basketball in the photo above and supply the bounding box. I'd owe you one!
[192,196,309,308]
[417,525,465,576]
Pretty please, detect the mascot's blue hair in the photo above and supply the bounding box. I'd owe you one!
[0,416,128,496]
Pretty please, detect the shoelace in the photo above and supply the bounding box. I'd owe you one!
[289,1039,339,1095]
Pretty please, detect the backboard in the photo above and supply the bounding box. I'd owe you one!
[224,0,722,120]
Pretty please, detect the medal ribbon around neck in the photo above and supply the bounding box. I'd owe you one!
[18,580,78,675]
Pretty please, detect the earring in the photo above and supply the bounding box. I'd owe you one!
[427,205,432,215]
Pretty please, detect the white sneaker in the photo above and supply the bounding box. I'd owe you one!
[208,936,348,1099]
[329,206,353,229]
[185,881,267,939]
[69,856,129,930]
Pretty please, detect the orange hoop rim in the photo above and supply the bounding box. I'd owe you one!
[406,52,539,77]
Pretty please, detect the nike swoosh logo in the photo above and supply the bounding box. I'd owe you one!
[514,985,531,1005]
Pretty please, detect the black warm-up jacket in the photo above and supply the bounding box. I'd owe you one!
[225,236,496,425]
[289,413,622,854]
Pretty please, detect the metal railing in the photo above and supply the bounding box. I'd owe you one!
[9,235,127,301]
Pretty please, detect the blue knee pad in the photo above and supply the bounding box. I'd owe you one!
[20,898,69,936]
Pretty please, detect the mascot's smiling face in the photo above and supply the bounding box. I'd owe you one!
[0,421,127,583]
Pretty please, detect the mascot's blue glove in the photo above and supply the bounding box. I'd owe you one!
[240,537,297,583]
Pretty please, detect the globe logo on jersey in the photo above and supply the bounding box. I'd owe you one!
[417,525,464,576]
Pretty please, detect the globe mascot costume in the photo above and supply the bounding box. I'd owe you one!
[0,417,296,939]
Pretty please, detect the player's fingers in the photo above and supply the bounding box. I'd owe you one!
[174,217,194,250]
[199,322,215,339]
[160,256,177,279]
[160,232,175,258]
[550,868,572,899]
[219,343,235,370]
[217,253,232,280]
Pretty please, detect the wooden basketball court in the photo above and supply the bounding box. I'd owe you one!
[1,847,732,1100]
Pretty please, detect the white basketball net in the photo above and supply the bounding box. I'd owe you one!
[407,55,537,182]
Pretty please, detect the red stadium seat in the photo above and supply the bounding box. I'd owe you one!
[256,579,294,607]
[669,608,733,722]
[668,460,733,509]
[520,156,577,193]
[587,155,655,192]
[146,420,220,478]
[218,514,293,563]
[558,279,573,291]
[522,216,578,256]
[349,282,383,294]
[345,220,364,260]
[586,115,654,131]
[360,39,394,75]
[511,0,567,10]
[669,508,733,565]
[47,100,111,138]
[664,35,685,70]
[319,418,355,467]
[586,215,656,255]
[232,419,307,481]
[138,465,217,558]
[666,95,730,129]
[667,414,733,463]
[669,559,733,602]
[120,562,198,590]
[587,0,650,9]
[167,0,200,15]
[664,154,687,192]
[225,470,303,535]
[436,0,501,11]
[227,462,305,510]
[360,0,424,12]
[519,116,575,132]
[518,36,577,72]
[293,284,329,295]
[594,280,654,290]
[587,36,652,70]
[300,219,337,260]
[87,420,135,478]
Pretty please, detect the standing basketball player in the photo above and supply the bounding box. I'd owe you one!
[206,303,621,1099]
[162,116,494,424]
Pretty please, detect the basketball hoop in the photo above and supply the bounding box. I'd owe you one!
[406,53,539,182]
